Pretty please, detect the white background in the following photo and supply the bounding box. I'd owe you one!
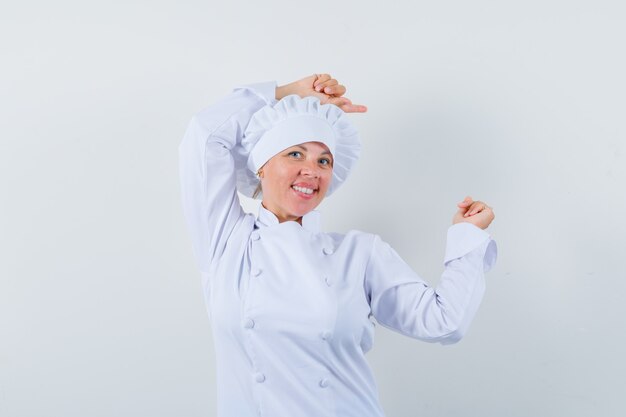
[2,1,625,416]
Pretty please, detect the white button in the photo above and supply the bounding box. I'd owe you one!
[323,247,334,255]
[254,372,266,383]
[319,378,329,388]
[242,318,255,329]
[320,331,332,340]
[324,276,332,286]
[251,232,261,241]
[251,268,262,277]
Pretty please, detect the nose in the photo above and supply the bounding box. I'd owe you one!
[300,161,321,178]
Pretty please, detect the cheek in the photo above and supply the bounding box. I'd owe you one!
[272,162,297,178]
[320,171,333,191]
[262,162,293,190]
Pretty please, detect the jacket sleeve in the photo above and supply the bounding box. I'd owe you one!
[364,222,497,345]
[178,81,277,273]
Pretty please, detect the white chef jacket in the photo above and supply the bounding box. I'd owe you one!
[178,81,498,417]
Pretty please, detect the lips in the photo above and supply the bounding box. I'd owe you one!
[291,183,318,199]
[292,185,314,195]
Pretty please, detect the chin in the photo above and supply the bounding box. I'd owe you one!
[291,205,315,217]
[290,200,320,217]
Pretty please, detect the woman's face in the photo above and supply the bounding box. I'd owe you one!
[260,141,333,223]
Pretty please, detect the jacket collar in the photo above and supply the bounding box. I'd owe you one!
[256,204,321,234]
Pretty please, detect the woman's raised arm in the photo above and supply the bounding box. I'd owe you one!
[364,217,497,345]
[178,82,276,273]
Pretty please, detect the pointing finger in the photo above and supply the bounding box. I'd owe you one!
[340,103,368,113]
[328,96,367,113]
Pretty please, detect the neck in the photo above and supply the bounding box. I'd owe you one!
[261,202,303,225]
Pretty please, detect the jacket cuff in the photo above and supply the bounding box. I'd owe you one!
[233,81,278,106]
[444,223,496,269]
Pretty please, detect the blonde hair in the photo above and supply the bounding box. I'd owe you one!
[253,167,263,199]
[252,183,262,199]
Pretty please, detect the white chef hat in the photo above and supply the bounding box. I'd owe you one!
[234,94,361,199]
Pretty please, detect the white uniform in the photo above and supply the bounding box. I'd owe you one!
[178,81,498,417]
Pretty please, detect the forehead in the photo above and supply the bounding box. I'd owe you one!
[289,141,332,155]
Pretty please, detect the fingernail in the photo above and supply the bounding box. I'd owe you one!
[315,86,322,92]
[325,87,332,93]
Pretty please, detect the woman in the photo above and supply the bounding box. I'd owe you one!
[179,74,497,417]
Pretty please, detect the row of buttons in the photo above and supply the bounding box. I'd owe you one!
[251,269,331,286]
[243,317,332,388]
[250,232,333,286]
[252,372,330,388]
[241,318,332,340]
[250,231,334,255]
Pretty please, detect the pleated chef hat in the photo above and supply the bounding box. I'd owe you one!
[235,94,361,199]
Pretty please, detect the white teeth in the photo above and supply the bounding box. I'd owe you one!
[292,185,314,195]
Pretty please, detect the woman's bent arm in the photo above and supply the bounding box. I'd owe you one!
[365,222,497,344]
[178,82,276,273]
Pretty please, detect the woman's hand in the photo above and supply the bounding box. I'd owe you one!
[452,196,495,230]
[276,74,367,113]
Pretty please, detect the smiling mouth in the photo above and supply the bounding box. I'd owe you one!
[292,185,316,195]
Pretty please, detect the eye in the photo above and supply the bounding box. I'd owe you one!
[319,158,332,167]
[288,151,303,158]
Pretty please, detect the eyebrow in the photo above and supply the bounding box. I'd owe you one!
[294,144,332,156]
